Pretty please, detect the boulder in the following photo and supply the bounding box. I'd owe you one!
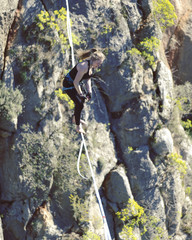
[113,95,158,149]
[155,61,174,122]
[125,146,168,239]
[103,166,133,204]
[151,127,173,156]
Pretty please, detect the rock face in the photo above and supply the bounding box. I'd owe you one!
[151,128,173,156]
[0,0,19,78]
[0,0,192,240]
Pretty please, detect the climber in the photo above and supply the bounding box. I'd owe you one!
[63,48,106,134]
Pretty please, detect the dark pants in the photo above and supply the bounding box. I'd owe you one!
[63,79,84,125]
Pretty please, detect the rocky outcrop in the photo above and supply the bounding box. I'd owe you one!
[0,0,192,240]
[0,0,19,78]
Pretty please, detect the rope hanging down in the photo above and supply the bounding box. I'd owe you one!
[80,133,112,240]
[65,1,112,239]
[66,0,75,67]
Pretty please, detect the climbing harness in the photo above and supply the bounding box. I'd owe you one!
[62,73,75,92]
[65,1,112,239]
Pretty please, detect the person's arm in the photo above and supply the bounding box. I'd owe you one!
[73,62,88,96]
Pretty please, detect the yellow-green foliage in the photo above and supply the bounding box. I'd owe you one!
[185,187,191,197]
[116,199,147,240]
[139,36,160,67]
[139,37,160,52]
[128,37,160,68]
[69,194,89,223]
[152,0,177,31]
[0,82,23,120]
[128,48,141,56]
[101,24,112,35]
[167,152,187,178]
[69,194,102,239]
[15,124,56,194]
[55,88,74,109]
[128,146,133,154]
[36,7,80,52]
[116,199,164,240]
[167,96,188,111]
[182,119,192,137]
[82,231,101,240]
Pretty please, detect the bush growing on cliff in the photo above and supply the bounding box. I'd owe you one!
[167,152,187,178]
[82,231,101,240]
[0,82,23,120]
[55,88,74,109]
[36,7,80,53]
[15,124,57,195]
[14,45,39,84]
[152,0,177,31]
[69,194,102,240]
[128,36,160,68]
[116,199,164,240]
[181,119,192,138]
[116,198,146,240]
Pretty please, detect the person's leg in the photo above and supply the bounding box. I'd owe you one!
[65,89,85,133]
[72,114,87,125]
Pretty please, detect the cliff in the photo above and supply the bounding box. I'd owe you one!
[0,0,192,239]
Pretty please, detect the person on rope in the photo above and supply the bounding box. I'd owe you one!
[63,48,105,134]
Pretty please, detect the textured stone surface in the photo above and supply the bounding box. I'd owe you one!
[0,0,19,76]
[151,128,173,156]
[0,0,192,239]
[103,166,133,204]
[125,146,168,239]
[155,61,174,122]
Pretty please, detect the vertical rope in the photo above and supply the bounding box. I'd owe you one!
[65,0,75,67]
[77,140,88,180]
[65,1,112,239]
[80,133,112,240]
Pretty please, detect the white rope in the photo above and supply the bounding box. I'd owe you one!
[77,140,88,180]
[65,1,112,239]
[80,133,112,240]
[66,0,75,67]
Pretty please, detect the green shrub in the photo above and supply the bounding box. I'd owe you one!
[128,37,160,68]
[128,146,133,154]
[182,119,192,137]
[15,124,57,195]
[167,96,188,111]
[69,194,102,240]
[128,48,142,56]
[116,199,147,240]
[69,194,90,223]
[82,231,101,240]
[167,152,187,178]
[152,0,177,31]
[36,7,80,53]
[15,46,39,84]
[116,199,164,240]
[55,88,74,109]
[185,187,191,197]
[52,123,91,198]
[139,36,160,67]
[0,82,23,120]
[101,24,112,35]
[181,205,192,235]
